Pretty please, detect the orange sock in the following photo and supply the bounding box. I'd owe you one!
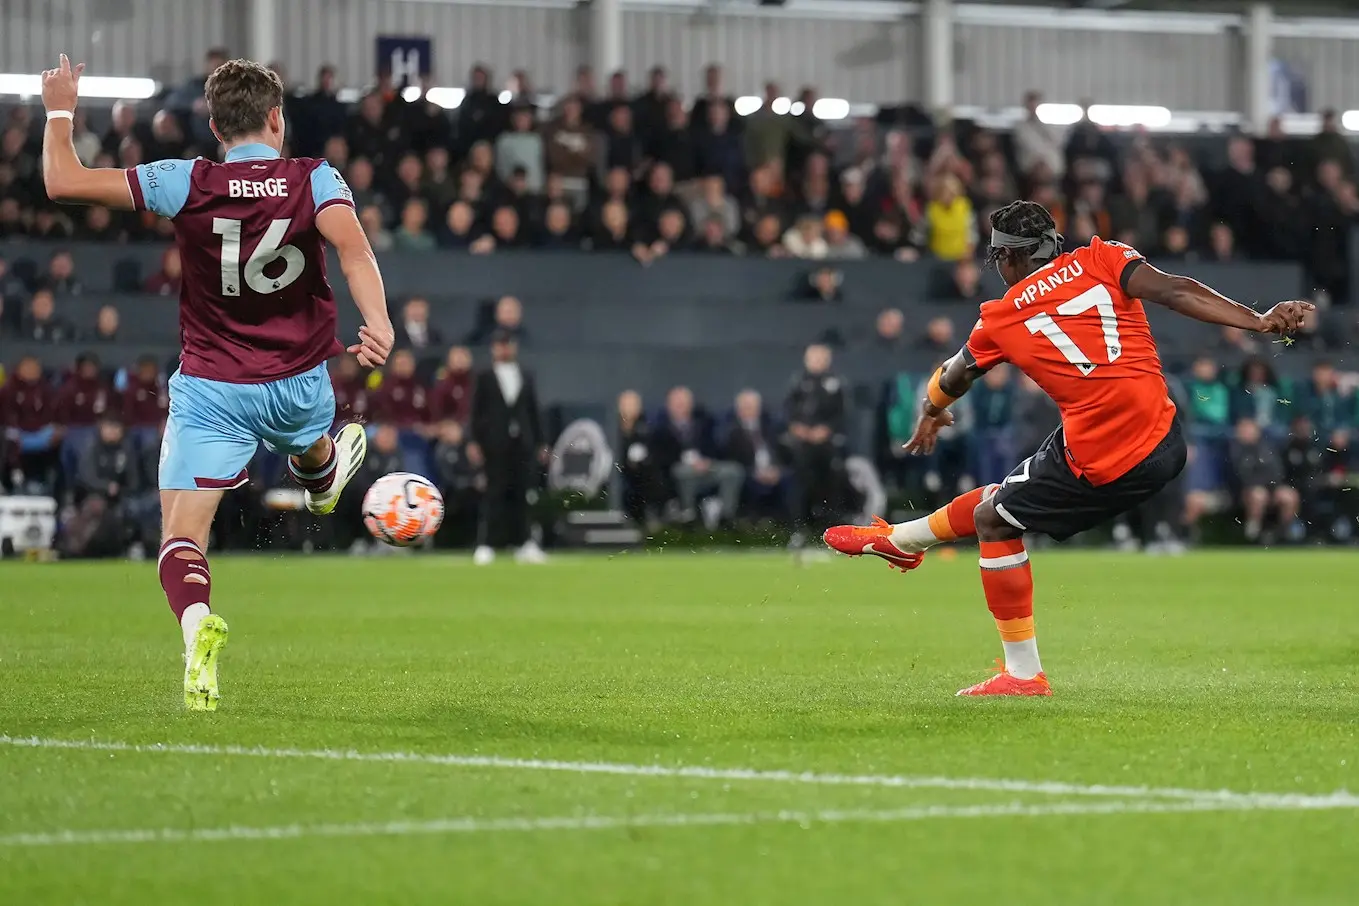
[925,484,999,541]
[978,538,1042,679]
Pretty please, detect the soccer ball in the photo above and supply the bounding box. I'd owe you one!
[362,472,445,547]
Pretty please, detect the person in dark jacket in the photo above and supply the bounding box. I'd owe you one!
[62,417,139,557]
[651,385,743,527]
[1229,418,1301,543]
[723,389,792,526]
[784,343,847,535]
[616,390,669,527]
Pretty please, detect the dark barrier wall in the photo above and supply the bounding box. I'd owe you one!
[0,241,1319,413]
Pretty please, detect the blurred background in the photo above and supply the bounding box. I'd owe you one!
[3,0,1359,559]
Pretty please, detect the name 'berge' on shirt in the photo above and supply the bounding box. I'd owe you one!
[1012,260,1085,308]
[228,178,289,199]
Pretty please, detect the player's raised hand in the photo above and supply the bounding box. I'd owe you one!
[41,54,85,113]
[349,323,394,368]
[1258,300,1315,335]
[903,409,954,456]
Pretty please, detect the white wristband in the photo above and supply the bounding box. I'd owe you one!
[46,110,74,121]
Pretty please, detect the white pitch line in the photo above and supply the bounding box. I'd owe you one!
[3,735,1355,808]
[5,796,1354,849]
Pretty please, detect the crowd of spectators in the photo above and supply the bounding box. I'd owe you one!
[1,50,1357,294]
[5,52,1359,552]
[5,286,1359,554]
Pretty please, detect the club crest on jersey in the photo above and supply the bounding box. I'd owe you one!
[1014,260,1084,308]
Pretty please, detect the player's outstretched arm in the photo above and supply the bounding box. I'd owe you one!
[1127,261,1313,335]
[40,54,134,209]
[904,349,984,455]
[317,204,394,368]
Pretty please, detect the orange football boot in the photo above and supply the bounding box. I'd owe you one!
[956,660,1052,697]
[822,516,925,572]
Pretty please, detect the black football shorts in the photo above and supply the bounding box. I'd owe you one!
[991,417,1187,541]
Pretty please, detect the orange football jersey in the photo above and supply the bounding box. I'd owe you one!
[966,236,1177,486]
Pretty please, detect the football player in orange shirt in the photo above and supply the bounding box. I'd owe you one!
[824,200,1312,697]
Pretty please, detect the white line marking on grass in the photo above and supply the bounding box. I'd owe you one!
[5,796,1358,849]
[3,735,1355,809]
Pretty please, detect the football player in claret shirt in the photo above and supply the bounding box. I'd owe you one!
[825,200,1311,697]
[41,54,395,711]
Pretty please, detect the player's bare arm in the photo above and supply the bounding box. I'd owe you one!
[1126,261,1313,335]
[317,204,394,368]
[40,54,135,209]
[903,349,984,455]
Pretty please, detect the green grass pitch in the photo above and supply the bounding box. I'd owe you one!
[2,550,1358,904]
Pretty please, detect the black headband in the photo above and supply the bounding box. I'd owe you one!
[990,227,1063,263]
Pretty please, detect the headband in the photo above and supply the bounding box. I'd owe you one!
[990,227,1063,263]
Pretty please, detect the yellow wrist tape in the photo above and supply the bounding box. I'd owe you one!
[926,367,957,410]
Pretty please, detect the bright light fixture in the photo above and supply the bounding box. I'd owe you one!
[425,87,465,109]
[400,85,421,102]
[1035,103,1084,126]
[497,90,512,105]
[790,101,806,116]
[734,95,762,116]
[811,98,850,120]
[1341,110,1359,131]
[0,73,157,99]
[1087,104,1171,128]
[770,96,791,115]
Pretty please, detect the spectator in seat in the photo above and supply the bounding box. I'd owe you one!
[144,247,183,295]
[100,99,144,157]
[616,389,668,527]
[396,296,443,352]
[1254,167,1306,262]
[823,211,866,260]
[359,204,393,252]
[495,105,544,192]
[486,205,526,250]
[835,168,874,243]
[1230,418,1302,543]
[388,152,426,215]
[544,96,598,209]
[537,201,579,250]
[874,307,907,353]
[1160,224,1191,260]
[723,389,791,526]
[372,349,433,476]
[457,65,506,153]
[62,416,142,558]
[420,146,458,216]
[918,316,957,356]
[750,213,788,258]
[1014,90,1066,180]
[744,82,791,170]
[1232,357,1287,433]
[0,198,24,239]
[0,356,61,493]
[323,135,349,171]
[693,99,743,191]
[393,198,436,252]
[1109,166,1163,250]
[294,65,348,158]
[1211,136,1259,251]
[329,354,369,427]
[346,158,389,222]
[940,258,984,303]
[466,295,527,347]
[633,65,672,148]
[1186,356,1231,433]
[636,162,680,227]
[0,255,29,315]
[431,418,478,534]
[590,69,631,131]
[90,304,120,342]
[75,205,123,241]
[120,356,168,453]
[1206,222,1237,262]
[56,352,114,480]
[636,208,691,263]
[589,200,635,252]
[922,174,976,262]
[969,364,1014,486]
[688,175,740,240]
[800,266,843,304]
[438,201,478,250]
[430,346,475,425]
[694,215,739,255]
[784,343,847,538]
[41,250,83,295]
[795,152,833,218]
[346,92,397,172]
[741,163,788,237]
[1299,360,1353,437]
[653,386,744,527]
[31,207,74,241]
[689,64,734,141]
[1311,109,1355,180]
[601,103,644,177]
[650,97,696,183]
[24,290,76,343]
